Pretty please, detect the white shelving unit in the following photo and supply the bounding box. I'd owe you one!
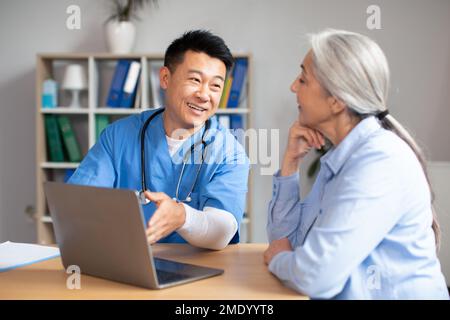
[35,53,253,244]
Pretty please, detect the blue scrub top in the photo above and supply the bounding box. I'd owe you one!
[68,108,250,244]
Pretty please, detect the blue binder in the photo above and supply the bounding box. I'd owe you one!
[119,61,141,108]
[106,60,131,108]
[227,58,248,108]
[230,115,243,130]
[230,115,244,144]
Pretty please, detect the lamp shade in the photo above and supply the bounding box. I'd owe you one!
[62,64,87,90]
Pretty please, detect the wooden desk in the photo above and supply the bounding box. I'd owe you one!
[0,243,307,300]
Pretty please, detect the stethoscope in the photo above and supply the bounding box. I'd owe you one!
[137,108,211,205]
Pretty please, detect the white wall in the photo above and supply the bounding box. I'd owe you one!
[0,0,449,245]
[429,162,450,286]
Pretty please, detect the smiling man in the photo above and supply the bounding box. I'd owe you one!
[68,30,250,250]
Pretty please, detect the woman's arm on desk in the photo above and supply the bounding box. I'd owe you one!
[267,155,403,299]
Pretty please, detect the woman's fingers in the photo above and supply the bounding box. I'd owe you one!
[301,129,316,148]
[311,130,325,149]
[298,126,325,149]
[285,120,327,164]
[300,127,323,149]
[318,131,326,146]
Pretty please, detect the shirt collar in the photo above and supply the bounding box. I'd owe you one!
[320,116,381,176]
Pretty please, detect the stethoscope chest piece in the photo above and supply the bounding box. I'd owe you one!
[137,190,151,205]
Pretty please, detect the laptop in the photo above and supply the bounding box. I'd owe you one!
[44,181,224,289]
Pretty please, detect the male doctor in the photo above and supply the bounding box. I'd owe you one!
[68,30,249,250]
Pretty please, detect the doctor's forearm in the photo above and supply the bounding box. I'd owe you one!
[177,205,238,250]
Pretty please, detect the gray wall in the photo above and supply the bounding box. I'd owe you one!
[0,0,449,244]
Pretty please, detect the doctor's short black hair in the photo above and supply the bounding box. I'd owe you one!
[164,30,234,73]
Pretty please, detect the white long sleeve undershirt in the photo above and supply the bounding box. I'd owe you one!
[178,205,238,250]
[166,135,238,250]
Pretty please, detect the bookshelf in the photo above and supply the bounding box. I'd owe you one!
[35,53,253,245]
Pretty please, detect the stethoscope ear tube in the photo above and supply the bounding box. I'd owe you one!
[140,108,165,195]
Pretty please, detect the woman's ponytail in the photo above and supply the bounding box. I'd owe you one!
[379,114,440,250]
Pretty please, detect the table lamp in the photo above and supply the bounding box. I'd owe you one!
[62,64,87,108]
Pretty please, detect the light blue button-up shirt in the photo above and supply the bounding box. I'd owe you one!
[267,116,449,299]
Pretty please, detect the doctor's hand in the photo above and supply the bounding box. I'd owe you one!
[281,120,325,177]
[263,238,293,265]
[144,191,186,245]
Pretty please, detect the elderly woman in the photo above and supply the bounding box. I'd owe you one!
[264,29,449,299]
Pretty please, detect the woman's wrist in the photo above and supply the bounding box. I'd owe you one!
[280,154,302,177]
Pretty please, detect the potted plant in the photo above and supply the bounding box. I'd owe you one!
[105,0,158,54]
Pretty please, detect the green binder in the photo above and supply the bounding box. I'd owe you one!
[57,116,82,162]
[44,115,65,162]
[95,115,110,141]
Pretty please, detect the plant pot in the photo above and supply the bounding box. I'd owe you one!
[105,20,136,54]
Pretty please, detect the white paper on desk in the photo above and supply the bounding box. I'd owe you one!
[0,241,60,272]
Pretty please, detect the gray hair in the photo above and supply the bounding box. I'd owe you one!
[309,29,440,250]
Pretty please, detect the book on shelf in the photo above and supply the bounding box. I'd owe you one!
[217,114,245,143]
[227,58,248,108]
[149,60,166,108]
[217,114,231,129]
[134,80,142,108]
[42,79,58,108]
[95,115,110,141]
[56,116,82,162]
[230,114,244,130]
[217,114,244,130]
[106,60,130,108]
[119,60,141,108]
[44,114,65,162]
[230,114,245,145]
[218,74,233,109]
